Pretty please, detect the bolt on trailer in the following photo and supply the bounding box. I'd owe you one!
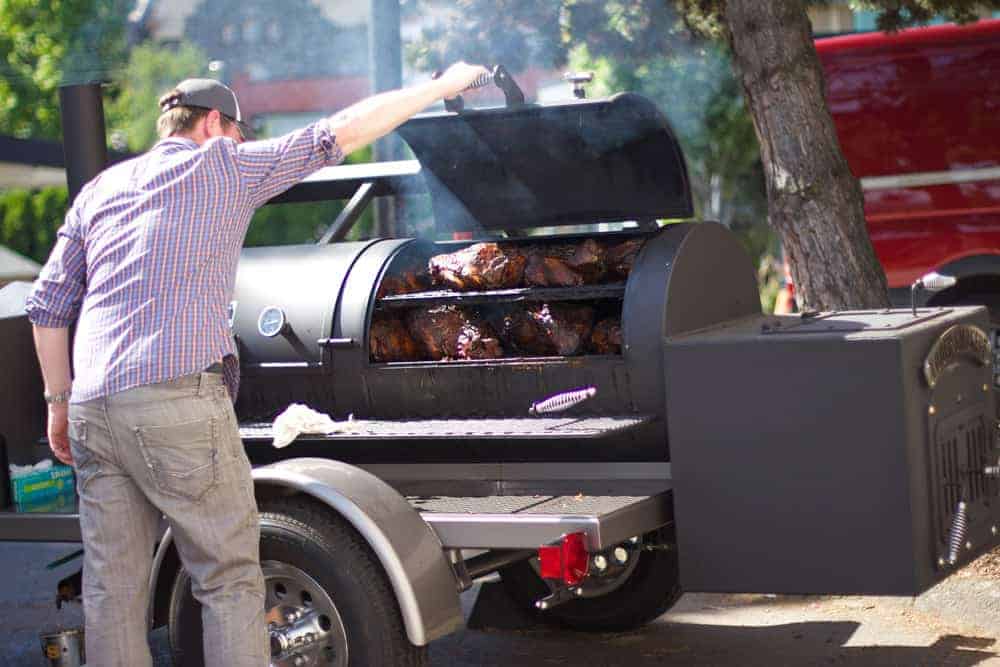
[2,69,1000,667]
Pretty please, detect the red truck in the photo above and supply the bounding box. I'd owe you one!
[783,20,1000,330]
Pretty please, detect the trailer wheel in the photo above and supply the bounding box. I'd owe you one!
[499,527,681,632]
[167,495,427,666]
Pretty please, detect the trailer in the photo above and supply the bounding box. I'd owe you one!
[1,73,999,667]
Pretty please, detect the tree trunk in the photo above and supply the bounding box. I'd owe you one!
[723,0,890,310]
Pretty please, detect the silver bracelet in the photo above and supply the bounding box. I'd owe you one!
[43,389,72,404]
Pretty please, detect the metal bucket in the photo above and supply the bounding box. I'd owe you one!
[40,628,85,667]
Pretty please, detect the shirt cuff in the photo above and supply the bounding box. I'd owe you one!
[317,118,345,167]
[24,302,75,328]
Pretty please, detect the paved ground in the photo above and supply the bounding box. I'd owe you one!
[6,542,1000,666]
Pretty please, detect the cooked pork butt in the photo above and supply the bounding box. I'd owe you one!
[370,313,422,362]
[605,238,644,279]
[429,243,526,291]
[590,317,623,354]
[406,306,504,360]
[502,303,595,356]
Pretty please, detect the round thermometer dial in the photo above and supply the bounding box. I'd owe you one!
[257,306,287,337]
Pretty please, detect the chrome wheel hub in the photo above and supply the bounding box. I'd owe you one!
[263,561,348,667]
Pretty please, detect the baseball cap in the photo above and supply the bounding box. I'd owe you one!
[160,78,255,140]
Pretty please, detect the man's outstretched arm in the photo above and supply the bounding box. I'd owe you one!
[331,62,489,156]
[234,62,490,207]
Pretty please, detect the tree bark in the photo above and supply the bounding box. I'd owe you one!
[723,0,890,310]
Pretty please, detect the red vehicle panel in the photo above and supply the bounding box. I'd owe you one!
[815,20,1000,289]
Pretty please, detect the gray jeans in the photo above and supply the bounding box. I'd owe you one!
[68,370,267,666]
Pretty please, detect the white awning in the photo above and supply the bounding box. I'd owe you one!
[0,245,41,281]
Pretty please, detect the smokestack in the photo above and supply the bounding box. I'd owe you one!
[369,0,403,237]
[58,83,108,205]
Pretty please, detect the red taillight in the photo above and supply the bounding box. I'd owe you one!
[537,532,589,586]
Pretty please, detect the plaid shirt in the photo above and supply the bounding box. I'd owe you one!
[25,120,343,403]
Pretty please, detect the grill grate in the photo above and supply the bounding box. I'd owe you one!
[240,415,653,443]
[376,283,627,309]
[930,411,993,545]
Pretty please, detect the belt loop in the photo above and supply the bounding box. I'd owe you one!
[198,361,224,396]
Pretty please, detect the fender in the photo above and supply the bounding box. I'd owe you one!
[887,254,1000,308]
[148,458,463,646]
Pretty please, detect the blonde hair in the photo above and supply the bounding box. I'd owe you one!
[156,89,235,139]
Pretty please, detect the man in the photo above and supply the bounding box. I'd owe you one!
[25,62,488,667]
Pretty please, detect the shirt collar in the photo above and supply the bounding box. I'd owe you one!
[153,136,199,152]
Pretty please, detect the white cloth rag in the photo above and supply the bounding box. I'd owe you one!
[271,403,356,448]
[9,458,54,478]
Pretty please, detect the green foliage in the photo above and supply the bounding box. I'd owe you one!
[0,186,68,263]
[675,0,999,38]
[0,0,127,140]
[849,0,998,30]
[104,42,210,152]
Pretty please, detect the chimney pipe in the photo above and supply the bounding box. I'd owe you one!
[58,83,108,205]
[369,0,403,237]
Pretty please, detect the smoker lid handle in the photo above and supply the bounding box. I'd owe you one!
[529,386,598,415]
[432,65,525,112]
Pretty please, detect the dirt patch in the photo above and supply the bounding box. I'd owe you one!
[962,545,1000,578]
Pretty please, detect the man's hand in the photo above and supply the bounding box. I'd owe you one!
[434,62,492,100]
[47,403,73,465]
[331,61,492,156]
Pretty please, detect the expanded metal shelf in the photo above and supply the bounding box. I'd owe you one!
[239,415,652,443]
[412,491,672,550]
[376,283,627,309]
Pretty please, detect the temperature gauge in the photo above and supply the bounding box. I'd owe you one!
[257,306,288,338]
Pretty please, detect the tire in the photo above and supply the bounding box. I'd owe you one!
[947,291,1000,323]
[168,495,427,666]
[498,527,681,632]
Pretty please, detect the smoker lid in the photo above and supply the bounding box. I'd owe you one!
[395,92,693,232]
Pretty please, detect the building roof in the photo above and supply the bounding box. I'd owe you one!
[0,245,41,281]
[0,135,135,190]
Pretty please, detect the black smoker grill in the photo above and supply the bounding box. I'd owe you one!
[230,93,758,466]
[226,89,1000,595]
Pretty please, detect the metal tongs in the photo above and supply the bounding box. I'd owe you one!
[433,64,525,113]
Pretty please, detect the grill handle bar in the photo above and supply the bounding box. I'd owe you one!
[433,64,525,112]
[529,386,597,415]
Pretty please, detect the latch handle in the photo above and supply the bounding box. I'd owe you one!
[317,338,356,349]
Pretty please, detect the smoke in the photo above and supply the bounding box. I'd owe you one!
[60,0,131,87]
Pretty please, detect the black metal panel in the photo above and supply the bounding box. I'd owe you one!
[0,507,81,542]
[395,93,692,232]
[667,307,1000,596]
[267,160,426,205]
[622,223,761,458]
[0,284,46,485]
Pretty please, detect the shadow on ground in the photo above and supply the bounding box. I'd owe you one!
[430,621,997,667]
